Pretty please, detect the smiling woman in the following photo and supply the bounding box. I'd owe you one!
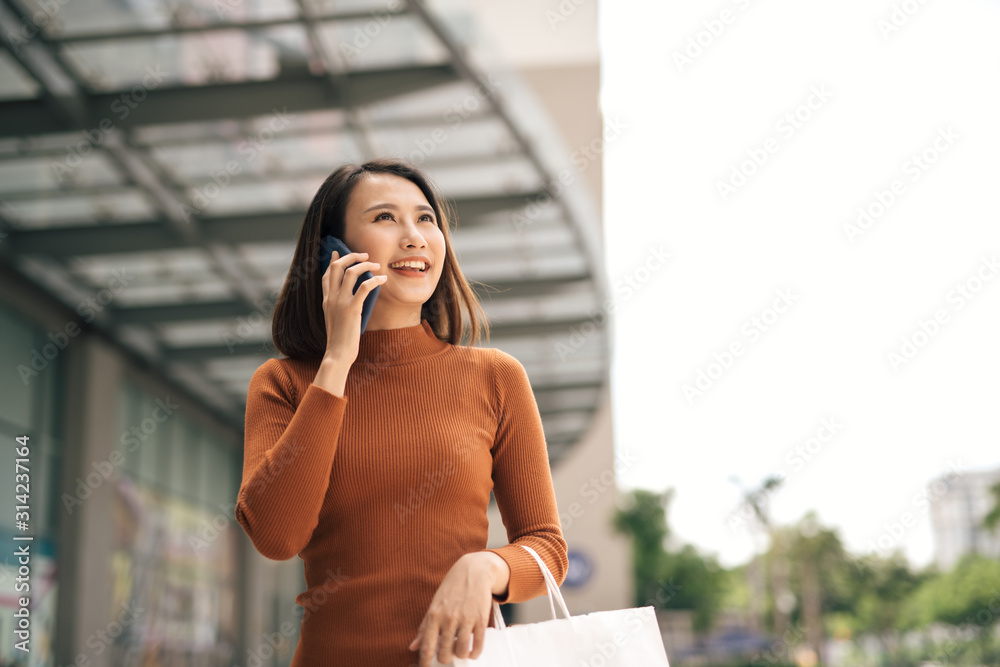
[341,175,447,332]
[234,158,569,667]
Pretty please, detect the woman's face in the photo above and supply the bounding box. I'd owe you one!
[341,173,446,324]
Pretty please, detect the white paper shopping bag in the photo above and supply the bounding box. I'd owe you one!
[433,545,671,666]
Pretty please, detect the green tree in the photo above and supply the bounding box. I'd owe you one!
[612,488,727,633]
[984,480,1000,533]
[732,474,789,638]
[846,552,924,661]
[783,513,852,666]
[899,554,1000,664]
[612,488,671,607]
[661,544,727,632]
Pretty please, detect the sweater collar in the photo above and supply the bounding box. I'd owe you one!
[355,318,448,365]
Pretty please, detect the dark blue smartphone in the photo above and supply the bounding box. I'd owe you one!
[318,235,380,334]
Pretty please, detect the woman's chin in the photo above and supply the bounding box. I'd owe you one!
[374,293,436,315]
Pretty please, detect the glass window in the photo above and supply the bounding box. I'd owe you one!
[113,377,241,662]
[118,382,142,478]
[135,391,170,485]
[3,189,157,227]
[207,437,237,509]
[0,306,63,663]
[0,151,123,195]
[179,418,202,500]
[0,304,36,430]
[317,13,448,70]
[60,26,312,91]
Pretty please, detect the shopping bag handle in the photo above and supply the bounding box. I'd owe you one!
[492,544,571,630]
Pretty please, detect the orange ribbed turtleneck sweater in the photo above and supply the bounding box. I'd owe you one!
[235,319,568,666]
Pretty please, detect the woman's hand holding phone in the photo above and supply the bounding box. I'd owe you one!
[313,250,387,397]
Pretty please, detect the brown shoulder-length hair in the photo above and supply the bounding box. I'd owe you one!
[271,158,490,360]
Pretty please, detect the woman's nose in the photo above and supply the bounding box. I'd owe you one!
[401,222,426,247]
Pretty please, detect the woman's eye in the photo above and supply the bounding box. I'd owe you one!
[374,212,434,223]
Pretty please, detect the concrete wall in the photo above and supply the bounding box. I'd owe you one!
[484,43,634,622]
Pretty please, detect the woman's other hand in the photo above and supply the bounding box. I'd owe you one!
[409,552,509,665]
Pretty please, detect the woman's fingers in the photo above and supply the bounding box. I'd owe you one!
[424,620,478,665]
[452,622,477,659]
[358,273,388,295]
[342,260,380,281]
[469,624,485,659]
[417,618,441,666]
[330,251,369,277]
[436,620,461,664]
[409,617,425,652]
[324,250,367,285]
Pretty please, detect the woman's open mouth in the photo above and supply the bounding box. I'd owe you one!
[388,260,429,276]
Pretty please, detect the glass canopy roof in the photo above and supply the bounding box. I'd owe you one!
[0,0,608,464]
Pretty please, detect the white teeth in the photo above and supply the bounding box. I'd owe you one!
[390,260,427,271]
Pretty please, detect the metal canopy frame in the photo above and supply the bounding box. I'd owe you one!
[0,0,608,464]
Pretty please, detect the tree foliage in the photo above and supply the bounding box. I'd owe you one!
[984,481,1000,532]
[612,488,727,632]
[899,554,1000,630]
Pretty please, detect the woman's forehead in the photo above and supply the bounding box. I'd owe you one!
[349,173,430,207]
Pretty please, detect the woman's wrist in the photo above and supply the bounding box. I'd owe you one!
[312,356,349,397]
[478,551,511,599]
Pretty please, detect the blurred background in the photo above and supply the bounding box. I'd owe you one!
[1,0,1000,665]
[0,0,616,664]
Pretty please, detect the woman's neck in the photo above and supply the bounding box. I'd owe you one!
[364,305,422,331]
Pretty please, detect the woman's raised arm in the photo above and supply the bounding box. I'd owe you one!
[235,359,348,560]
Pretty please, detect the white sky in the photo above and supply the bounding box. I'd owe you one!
[599,0,1000,568]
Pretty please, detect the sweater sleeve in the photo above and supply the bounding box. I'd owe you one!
[483,349,568,605]
[235,359,348,561]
